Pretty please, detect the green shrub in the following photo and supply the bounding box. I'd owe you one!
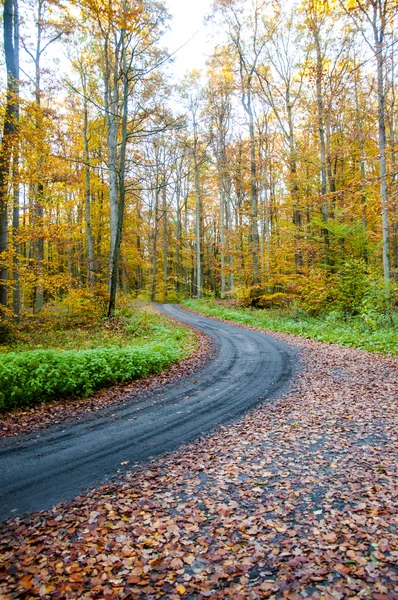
[297,263,396,318]
[0,341,183,411]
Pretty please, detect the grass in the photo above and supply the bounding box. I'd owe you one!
[182,299,398,356]
[0,302,197,411]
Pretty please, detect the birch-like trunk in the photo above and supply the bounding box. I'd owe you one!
[354,65,368,261]
[245,93,259,284]
[162,183,168,300]
[314,26,329,263]
[151,189,159,302]
[81,69,95,286]
[175,181,181,296]
[373,19,391,284]
[108,25,128,317]
[193,136,202,298]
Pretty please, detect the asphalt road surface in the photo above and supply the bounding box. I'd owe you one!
[0,304,297,522]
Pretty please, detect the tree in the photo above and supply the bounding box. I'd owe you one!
[206,47,235,297]
[255,10,307,271]
[341,0,396,287]
[0,0,19,313]
[213,0,269,285]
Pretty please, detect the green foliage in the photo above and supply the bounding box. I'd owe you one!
[0,303,196,411]
[166,290,183,304]
[183,299,398,356]
[360,280,395,329]
[0,342,183,411]
[336,261,368,314]
[59,287,109,320]
[298,263,395,318]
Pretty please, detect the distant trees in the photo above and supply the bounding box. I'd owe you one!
[0,0,397,319]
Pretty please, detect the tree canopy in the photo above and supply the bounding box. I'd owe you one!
[0,0,397,317]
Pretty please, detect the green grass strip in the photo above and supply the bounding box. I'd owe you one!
[182,299,398,356]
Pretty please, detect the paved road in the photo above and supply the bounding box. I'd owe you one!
[0,305,297,522]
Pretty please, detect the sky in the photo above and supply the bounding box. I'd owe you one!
[163,0,215,80]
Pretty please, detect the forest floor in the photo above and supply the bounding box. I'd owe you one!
[1,312,397,599]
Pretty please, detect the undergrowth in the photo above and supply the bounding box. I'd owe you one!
[183,299,398,355]
[0,303,196,411]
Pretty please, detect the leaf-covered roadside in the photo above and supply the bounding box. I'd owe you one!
[1,332,397,599]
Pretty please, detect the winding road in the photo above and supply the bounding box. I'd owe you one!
[0,305,297,522]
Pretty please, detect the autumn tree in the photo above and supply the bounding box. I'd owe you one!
[0,0,19,314]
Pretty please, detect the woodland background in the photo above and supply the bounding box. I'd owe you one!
[1,0,397,320]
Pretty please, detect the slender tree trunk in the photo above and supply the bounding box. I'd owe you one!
[374,23,391,284]
[218,145,226,298]
[225,178,234,292]
[193,140,202,298]
[184,191,189,295]
[108,26,128,317]
[0,0,18,311]
[81,69,95,286]
[246,94,259,284]
[175,182,181,296]
[12,151,19,317]
[102,27,120,294]
[33,0,45,313]
[390,82,397,279]
[354,65,368,262]
[162,183,168,300]
[151,190,159,302]
[11,0,19,317]
[313,26,329,262]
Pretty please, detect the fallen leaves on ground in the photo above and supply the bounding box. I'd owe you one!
[0,328,397,599]
[0,324,215,439]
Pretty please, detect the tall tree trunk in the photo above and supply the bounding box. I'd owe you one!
[183,191,189,295]
[12,150,19,317]
[175,182,181,296]
[151,190,159,302]
[313,26,329,262]
[162,183,168,300]
[80,68,95,286]
[389,52,397,279]
[0,0,18,311]
[373,17,390,285]
[11,0,19,317]
[225,178,234,292]
[33,0,44,313]
[193,140,202,298]
[104,34,119,289]
[108,26,128,317]
[246,94,259,284]
[218,143,226,298]
[354,65,368,262]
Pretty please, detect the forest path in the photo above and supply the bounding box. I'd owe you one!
[0,304,297,522]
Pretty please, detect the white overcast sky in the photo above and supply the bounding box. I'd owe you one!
[163,0,215,79]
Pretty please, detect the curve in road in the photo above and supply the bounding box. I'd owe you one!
[0,304,298,522]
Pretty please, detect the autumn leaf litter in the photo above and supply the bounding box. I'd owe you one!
[0,320,397,599]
